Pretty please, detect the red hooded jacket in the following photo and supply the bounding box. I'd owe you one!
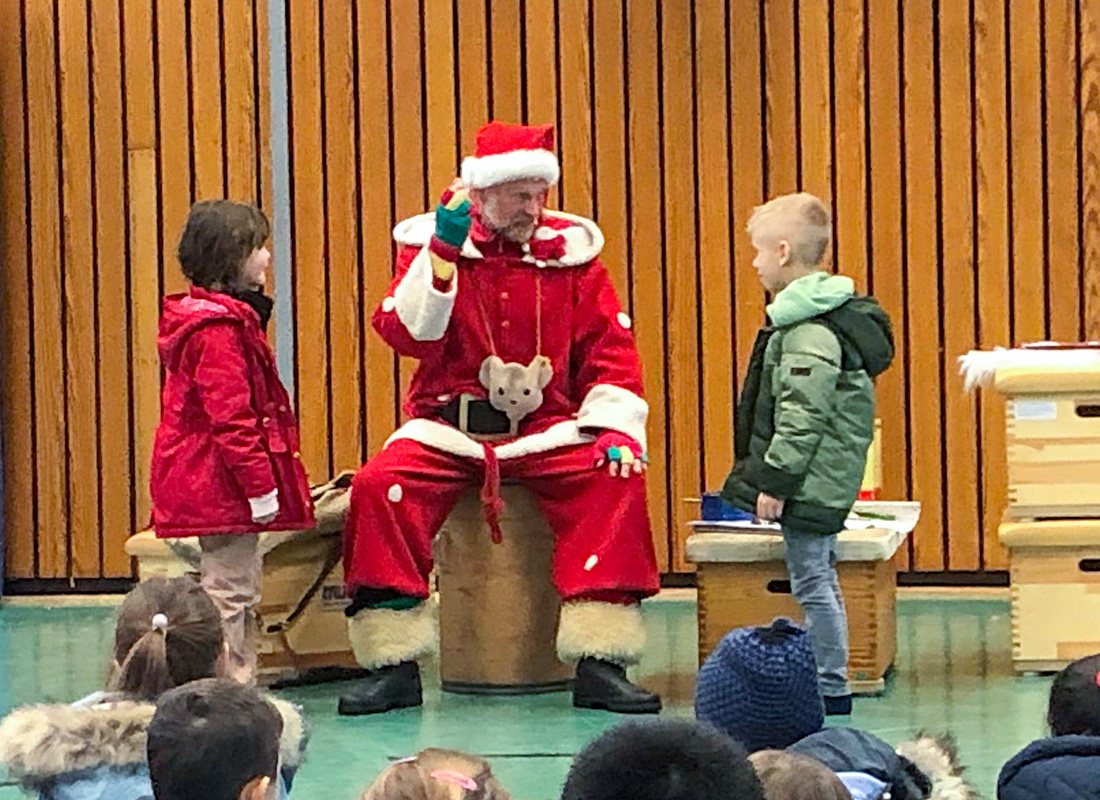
[150,286,314,537]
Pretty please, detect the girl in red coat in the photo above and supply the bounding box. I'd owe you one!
[150,200,314,684]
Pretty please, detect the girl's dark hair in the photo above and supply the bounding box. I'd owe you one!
[176,199,270,288]
[1049,653,1100,735]
[749,751,853,800]
[112,576,224,701]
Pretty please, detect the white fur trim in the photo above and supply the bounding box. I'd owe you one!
[346,598,438,669]
[494,420,592,459]
[248,489,279,520]
[0,701,154,783]
[895,735,977,800]
[556,600,646,666]
[391,247,457,341]
[385,418,592,461]
[536,212,605,265]
[0,695,306,787]
[267,697,307,770]
[957,347,1100,391]
[393,213,485,259]
[385,419,484,459]
[381,296,396,313]
[575,384,649,451]
[391,210,602,266]
[461,148,560,189]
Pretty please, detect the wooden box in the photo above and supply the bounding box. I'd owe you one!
[126,530,356,682]
[686,528,905,693]
[435,485,572,694]
[995,367,1100,519]
[1000,520,1100,672]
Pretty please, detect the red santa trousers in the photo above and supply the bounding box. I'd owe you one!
[343,437,660,601]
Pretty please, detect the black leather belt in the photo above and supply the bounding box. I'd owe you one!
[437,395,511,435]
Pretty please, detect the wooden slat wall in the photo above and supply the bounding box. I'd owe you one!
[277,0,1100,576]
[4,0,1100,582]
[0,0,269,583]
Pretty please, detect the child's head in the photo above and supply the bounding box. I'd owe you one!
[561,718,764,800]
[749,751,853,800]
[359,748,511,800]
[695,619,824,752]
[177,200,271,292]
[746,192,832,293]
[1049,653,1100,735]
[112,575,224,701]
[147,679,283,800]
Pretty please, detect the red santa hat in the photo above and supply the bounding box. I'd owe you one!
[460,121,561,189]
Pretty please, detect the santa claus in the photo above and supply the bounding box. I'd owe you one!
[339,121,661,715]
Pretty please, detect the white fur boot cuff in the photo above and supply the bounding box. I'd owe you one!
[346,598,438,670]
[556,600,646,666]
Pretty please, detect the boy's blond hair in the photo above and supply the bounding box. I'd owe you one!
[749,750,852,800]
[359,748,511,800]
[746,192,832,267]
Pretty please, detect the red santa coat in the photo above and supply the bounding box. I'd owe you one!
[150,287,315,537]
[343,210,658,601]
[374,210,649,452]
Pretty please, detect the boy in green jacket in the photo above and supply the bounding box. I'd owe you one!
[722,193,893,715]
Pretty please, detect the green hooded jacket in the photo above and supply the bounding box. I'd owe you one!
[721,272,894,534]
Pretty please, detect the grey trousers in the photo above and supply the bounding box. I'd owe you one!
[782,526,850,697]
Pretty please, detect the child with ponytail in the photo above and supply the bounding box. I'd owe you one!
[0,577,306,800]
[359,748,513,800]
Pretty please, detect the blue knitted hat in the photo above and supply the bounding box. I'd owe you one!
[694,618,824,752]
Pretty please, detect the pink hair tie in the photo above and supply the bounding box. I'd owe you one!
[430,770,478,792]
[1094,670,1100,687]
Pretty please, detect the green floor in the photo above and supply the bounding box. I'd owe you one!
[0,592,1050,800]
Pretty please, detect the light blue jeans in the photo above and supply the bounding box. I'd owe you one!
[782,526,850,697]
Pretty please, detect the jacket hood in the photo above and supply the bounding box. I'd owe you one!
[769,273,894,378]
[997,735,1100,797]
[157,288,257,372]
[0,695,306,787]
[767,272,854,326]
[790,728,977,800]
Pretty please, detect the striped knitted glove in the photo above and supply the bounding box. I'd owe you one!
[593,431,647,478]
[428,182,471,282]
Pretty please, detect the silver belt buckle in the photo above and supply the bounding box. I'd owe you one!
[457,393,478,434]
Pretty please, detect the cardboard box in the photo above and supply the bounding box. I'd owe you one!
[126,530,356,683]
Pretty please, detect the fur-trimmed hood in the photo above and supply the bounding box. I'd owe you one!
[896,733,980,800]
[790,728,978,800]
[0,694,306,788]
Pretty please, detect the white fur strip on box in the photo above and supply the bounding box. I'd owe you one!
[957,347,1100,391]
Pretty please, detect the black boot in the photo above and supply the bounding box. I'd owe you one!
[573,657,662,714]
[337,661,422,716]
[823,694,853,716]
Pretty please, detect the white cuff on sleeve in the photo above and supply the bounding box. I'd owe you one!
[575,384,649,451]
[249,489,279,520]
[390,247,457,341]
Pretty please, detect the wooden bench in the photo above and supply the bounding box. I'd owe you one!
[686,526,907,694]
